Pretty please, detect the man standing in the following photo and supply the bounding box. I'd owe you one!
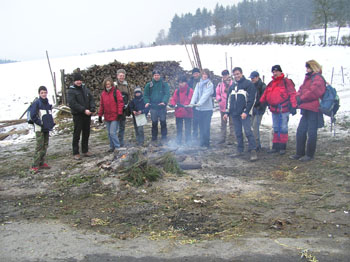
[115,69,132,147]
[188,68,201,143]
[249,71,266,151]
[260,65,297,155]
[67,73,96,160]
[224,67,257,161]
[144,70,170,144]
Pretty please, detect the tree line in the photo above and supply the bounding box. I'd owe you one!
[155,0,350,46]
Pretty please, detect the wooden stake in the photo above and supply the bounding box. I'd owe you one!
[60,69,66,105]
[331,67,334,85]
[46,51,58,102]
[341,66,344,84]
[190,43,198,68]
[230,57,233,74]
[225,52,228,70]
[182,37,194,68]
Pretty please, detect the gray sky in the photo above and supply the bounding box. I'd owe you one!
[1,0,239,61]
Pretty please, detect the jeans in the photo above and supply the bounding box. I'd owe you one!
[296,110,319,157]
[72,114,91,155]
[272,112,289,145]
[132,115,145,145]
[251,113,263,149]
[232,114,256,152]
[198,110,213,147]
[106,121,120,149]
[192,108,200,141]
[150,107,167,141]
[176,117,192,144]
[118,117,126,146]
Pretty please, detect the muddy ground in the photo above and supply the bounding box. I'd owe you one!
[0,111,349,262]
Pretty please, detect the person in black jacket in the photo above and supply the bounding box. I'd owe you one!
[67,73,96,160]
[249,71,267,151]
[224,67,257,161]
[129,87,149,146]
[30,86,55,173]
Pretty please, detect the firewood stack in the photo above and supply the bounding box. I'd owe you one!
[63,60,221,106]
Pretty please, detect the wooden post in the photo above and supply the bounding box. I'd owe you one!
[60,69,66,105]
[341,66,344,84]
[193,43,202,71]
[225,52,228,70]
[46,51,58,102]
[331,67,334,85]
[190,43,198,68]
[230,57,233,74]
[182,37,194,68]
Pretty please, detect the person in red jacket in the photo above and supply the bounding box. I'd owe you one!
[260,65,297,155]
[290,60,326,162]
[170,75,194,145]
[98,77,124,152]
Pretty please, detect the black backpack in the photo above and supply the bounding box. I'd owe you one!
[113,88,131,116]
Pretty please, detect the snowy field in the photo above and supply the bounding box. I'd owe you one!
[0,27,349,145]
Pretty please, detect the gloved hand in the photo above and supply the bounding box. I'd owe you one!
[290,107,297,116]
[168,104,175,108]
[98,116,103,123]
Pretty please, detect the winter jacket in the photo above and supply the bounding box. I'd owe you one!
[144,79,170,109]
[252,78,267,115]
[260,73,297,113]
[225,76,256,116]
[67,84,96,115]
[216,79,233,112]
[98,86,124,121]
[170,83,194,118]
[190,78,214,111]
[30,97,55,132]
[129,94,149,115]
[296,72,326,112]
[115,80,133,115]
[188,76,200,89]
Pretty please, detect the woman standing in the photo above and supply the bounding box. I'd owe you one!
[290,60,326,162]
[190,69,214,148]
[98,77,124,152]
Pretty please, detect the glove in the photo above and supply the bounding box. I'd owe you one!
[98,116,103,123]
[168,104,175,108]
[290,107,297,116]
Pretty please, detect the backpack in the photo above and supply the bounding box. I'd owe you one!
[312,73,340,117]
[113,88,131,116]
[27,98,39,124]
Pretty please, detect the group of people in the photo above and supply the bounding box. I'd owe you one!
[29,59,327,172]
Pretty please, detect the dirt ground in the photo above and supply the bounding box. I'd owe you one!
[0,111,349,262]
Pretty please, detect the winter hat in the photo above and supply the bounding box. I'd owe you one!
[117,69,126,75]
[38,86,47,94]
[271,65,282,72]
[192,68,200,74]
[152,69,161,76]
[306,60,322,73]
[134,86,142,94]
[73,73,83,81]
[201,68,211,77]
[179,75,187,83]
[221,69,230,76]
[249,71,259,79]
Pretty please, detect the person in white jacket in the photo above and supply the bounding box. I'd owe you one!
[190,69,214,148]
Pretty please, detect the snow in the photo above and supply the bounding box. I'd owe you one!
[0,27,349,145]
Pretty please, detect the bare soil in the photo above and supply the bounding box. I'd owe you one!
[0,111,349,261]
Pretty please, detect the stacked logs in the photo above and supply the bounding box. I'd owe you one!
[64,60,221,105]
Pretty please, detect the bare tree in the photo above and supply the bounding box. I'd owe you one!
[313,0,334,46]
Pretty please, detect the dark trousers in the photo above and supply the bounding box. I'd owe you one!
[296,110,319,157]
[72,114,91,155]
[118,116,126,147]
[192,108,200,140]
[198,110,213,147]
[150,107,167,141]
[232,114,256,152]
[176,117,192,144]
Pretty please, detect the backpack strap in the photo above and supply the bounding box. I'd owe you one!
[113,88,118,106]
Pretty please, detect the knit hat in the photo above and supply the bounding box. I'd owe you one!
[152,69,161,76]
[221,69,230,76]
[271,65,282,72]
[306,60,322,73]
[38,86,47,94]
[117,69,126,75]
[179,75,187,83]
[192,68,200,74]
[202,68,210,77]
[134,86,142,94]
[73,73,83,81]
[249,71,259,79]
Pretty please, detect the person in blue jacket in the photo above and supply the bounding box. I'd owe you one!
[30,86,55,173]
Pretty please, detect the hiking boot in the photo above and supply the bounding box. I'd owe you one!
[107,148,114,153]
[250,150,258,162]
[289,154,302,160]
[73,154,81,160]
[39,163,51,169]
[30,167,39,173]
[299,155,313,162]
[267,148,279,154]
[83,152,93,157]
[279,150,286,155]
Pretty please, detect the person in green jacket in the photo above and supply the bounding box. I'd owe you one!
[144,70,170,144]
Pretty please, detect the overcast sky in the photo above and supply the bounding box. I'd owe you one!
[1,0,239,61]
